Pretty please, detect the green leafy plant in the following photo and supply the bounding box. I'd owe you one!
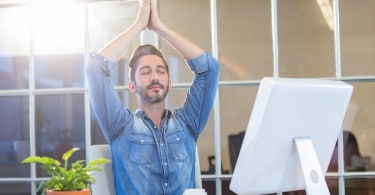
[22,147,110,194]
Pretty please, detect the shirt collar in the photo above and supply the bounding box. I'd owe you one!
[135,109,171,119]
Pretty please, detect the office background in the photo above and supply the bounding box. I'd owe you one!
[0,0,374,194]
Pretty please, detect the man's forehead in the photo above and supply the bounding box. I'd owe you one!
[137,55,167,68]
[138,64,167,70]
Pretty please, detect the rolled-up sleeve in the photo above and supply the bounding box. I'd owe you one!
[86,54,117,77]
[86,54,130,143]
[186,52,209,74]
[178,52,220,138]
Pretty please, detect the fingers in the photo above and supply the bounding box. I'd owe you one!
[140,0,151,11]
[150,0,158,15]
[136,0,151,29]
[147,0,161,30]
[139,0,150,7]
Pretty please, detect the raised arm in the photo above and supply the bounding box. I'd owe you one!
[86,0,152,141]
[146,2,219,136]
[147,0,204,60]
[98,0,151,61]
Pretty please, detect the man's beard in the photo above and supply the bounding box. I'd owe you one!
[136,80,169,104]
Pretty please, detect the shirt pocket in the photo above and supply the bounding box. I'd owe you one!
[129,133,156,164]
[166,130,189,162]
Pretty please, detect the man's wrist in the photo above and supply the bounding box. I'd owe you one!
[131,21,146,33]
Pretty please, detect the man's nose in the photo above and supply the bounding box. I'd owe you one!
[151,71,159,81]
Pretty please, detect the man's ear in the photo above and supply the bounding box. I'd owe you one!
[128,81,136,93]
[168,79,172,90]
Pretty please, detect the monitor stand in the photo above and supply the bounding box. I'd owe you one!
[294,137,330,195]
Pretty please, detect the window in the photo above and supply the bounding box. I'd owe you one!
[0,0,374,194]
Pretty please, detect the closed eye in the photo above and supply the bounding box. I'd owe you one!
[156,66,167,74]
[139,66,151,75]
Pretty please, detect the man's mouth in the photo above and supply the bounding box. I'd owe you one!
[149,85,162,90]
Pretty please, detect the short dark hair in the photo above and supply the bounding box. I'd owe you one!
[128,44,169,81]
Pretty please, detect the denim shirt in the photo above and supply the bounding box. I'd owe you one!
[86,52,219,195]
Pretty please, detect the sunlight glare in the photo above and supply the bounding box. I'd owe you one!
[31,0,84,54]
[316,0,334,31]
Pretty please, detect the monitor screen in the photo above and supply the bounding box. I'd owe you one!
[230,77,353,194]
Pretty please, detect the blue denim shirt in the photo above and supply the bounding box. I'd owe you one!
[86,52,219,195]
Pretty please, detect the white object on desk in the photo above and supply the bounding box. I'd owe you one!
[183,188,207,195]
[89,145,115,195]
[294,137,330,194]
[230,77,353,195]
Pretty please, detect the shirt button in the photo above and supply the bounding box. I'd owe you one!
[164,183,168,186]
[176,137,180,141]
[153,125,157,128]
[163,162,167,166]
[161,143,164,146]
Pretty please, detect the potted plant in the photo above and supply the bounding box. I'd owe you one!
[22,147,110,195]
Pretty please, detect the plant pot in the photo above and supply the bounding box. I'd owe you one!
[46,189,90,195]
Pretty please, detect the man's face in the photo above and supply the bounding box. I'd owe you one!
[130,54,171,104]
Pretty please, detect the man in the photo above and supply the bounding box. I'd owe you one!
[86,0,219,194]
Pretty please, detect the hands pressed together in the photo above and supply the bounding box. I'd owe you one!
[98,0,203,61]
[136,0,166,34]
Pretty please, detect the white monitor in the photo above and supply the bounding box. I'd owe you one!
[230,77,353,195]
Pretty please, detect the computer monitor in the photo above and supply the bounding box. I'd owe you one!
[230,77,353,195]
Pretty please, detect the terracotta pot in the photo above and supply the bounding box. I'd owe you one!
[46,189,90,195]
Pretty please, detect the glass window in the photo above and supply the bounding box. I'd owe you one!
[198,111,216,175]
[35,94,85,177]
[0,7,29,90]
[220,86,258,173]
[32,2,85,88]
[0,7,29,56]
[326,177,339,195]
[217,0,273,81]
[88,1,140,86]
[35,53,84,88]
[32,2,84,55]
[0,55,29,90]
[159,0,211,83]
[344,82,375,172]
[1,1,375,194]
[278,0,335,78]
[0,183,30,195]
[88,1,139,54]
[345,178,375,194]
[341,0,375,76]
[0,96,29,177]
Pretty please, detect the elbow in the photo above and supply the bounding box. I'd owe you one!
[86,54,111,79]
[86,55,101,76]
[210,57,220,82]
